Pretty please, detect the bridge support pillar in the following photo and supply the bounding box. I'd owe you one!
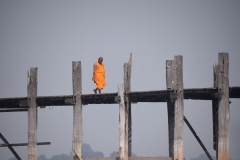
[118,84,128,160]
[166,56,184,160]
[72,61,82,160]
[213,53,229,160]
[124,53,132,157]
[27,68,38,160]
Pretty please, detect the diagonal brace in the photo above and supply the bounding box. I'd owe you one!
[0,132,21,160]
[184,116,213,160]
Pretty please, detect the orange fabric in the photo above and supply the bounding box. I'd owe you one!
[93,61,106,89]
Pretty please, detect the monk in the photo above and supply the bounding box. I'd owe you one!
[92,57,106,94]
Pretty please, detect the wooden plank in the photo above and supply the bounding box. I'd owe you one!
[166,60,174,158]
[1,87,240,108]
[166,60,174,90]
[0,142,50,147]
[173,56,184,160]
[217,53,229,160]
[72,61,82,160]
[0,132,21,160]
[118,84,128,160]
[124,59,132,157]
[166,57,185,160]
[212,65,218,151]
[0,109,28,112]
[28,68,38,160]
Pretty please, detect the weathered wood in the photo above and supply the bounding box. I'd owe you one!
[118,84,128,160]
[124,56,132,157]
[0,142,50,147]
[1,87,240,108]
[72,61,82,160]
[74,149,82,160]
[166,56,184,160]
[166,60,174,90]
[217,53,229,160]
[183,116,213,160]
[28,68,38,160]
[0,109,28,112]
[166,60,174,158]
[212,65,218,151]
[173,56,184,160]
[0,132,21,160]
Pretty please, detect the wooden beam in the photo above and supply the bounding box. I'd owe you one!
[166,60,174,158]
[0,133,21,160]
[124,56,132,157]
[27,68,38,160]
[0,142,51,147]
[72,61,82,160]
[217,53,229,160]
[118,84,128,160]
[212,64,218,151]
[0,109,28,112]
[166,56,184,160]
[173,56,184,160]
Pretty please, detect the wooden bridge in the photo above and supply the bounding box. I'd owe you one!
[0,53,239,160]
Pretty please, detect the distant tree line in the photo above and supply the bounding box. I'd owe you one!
[8,143,137,160]
[9,143,104,160]
[10,146,230,160]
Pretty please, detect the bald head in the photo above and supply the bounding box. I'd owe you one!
[98,57,103,64]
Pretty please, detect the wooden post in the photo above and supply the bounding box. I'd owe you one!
[166,60,174,158]
[118,84,128,160]
[28,68,38,160]
[217,53,229,160]
[166,56,184,160]
[124,53,132,157]
[212,64,218,151]
[173,56,184,160]
[72,61,82,160]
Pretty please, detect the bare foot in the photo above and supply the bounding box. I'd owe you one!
[93,89,97,94]
[99,90,101,94]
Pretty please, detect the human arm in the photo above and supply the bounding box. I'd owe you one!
[92,63,96,81]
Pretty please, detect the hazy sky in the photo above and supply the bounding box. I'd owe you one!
[0,1,240,160]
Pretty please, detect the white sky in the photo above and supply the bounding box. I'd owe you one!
[0,1,240,160]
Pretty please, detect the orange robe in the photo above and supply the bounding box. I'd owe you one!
[93,61,106,89]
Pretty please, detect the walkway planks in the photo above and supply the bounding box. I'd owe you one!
[0,87,239,110]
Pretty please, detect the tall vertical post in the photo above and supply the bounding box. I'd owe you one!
[118,84,128,160]
[28,68,38,160]
[212,64,218,152]
[166,60,174,158]
[124,53,132,157]
[217,53,229,160]
[72,61,82,160]
[166,56,184,160]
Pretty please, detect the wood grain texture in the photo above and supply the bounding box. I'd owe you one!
[212,65,218,151]
[118,84,128,160]
[28,68,38,160]
[217,53,229,160]
[72,61,82,160]
[124,60,132,157]
[166,60,174,158]
[166,56,184,160]
[173,56,184,160]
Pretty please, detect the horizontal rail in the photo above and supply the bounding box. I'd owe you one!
[0,142,50,147]
[0,87,239,109]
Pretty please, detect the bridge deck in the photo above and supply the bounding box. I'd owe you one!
[0,87,239,109]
